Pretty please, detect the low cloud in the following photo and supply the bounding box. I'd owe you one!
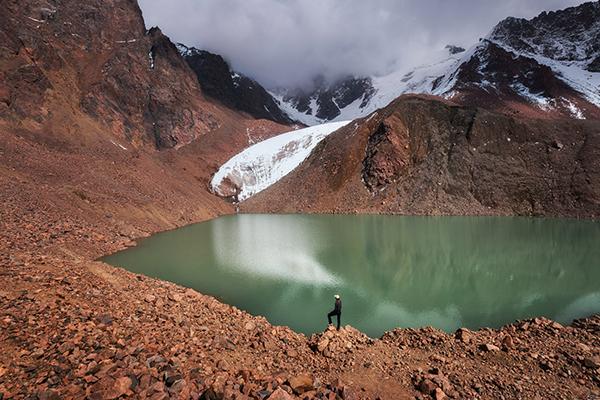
[138,0,586,89]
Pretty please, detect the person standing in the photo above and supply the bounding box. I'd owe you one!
[327,294,342,330]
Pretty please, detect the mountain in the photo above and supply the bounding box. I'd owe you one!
[0,0,291,242]
[177,44,293,124]
[0,0,227,150]
[272,76,376,125]
[242,95,600,218]
[273,1,600,123]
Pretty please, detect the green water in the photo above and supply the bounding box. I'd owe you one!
[102,214,600,337]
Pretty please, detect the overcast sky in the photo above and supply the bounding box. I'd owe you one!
[138,0,586,89]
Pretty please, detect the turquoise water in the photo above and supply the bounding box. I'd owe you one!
[102,214,600,337]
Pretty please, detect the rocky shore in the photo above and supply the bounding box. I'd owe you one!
[1,176,599,400]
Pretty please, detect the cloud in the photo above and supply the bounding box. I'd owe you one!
[138,0,587,89]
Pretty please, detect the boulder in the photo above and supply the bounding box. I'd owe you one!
[114,376,132,397]
[288,373,314,394]
[455,328,473,343]
[583,357,600,369]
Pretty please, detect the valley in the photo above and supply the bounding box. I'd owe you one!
[1,0,599,399]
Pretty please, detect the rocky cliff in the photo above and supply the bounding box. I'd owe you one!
[0,0,238,149]
[177,45,293,125]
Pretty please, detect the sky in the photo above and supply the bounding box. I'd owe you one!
[138,0,587,89]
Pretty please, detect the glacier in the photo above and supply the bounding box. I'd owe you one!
[211,120,350,201]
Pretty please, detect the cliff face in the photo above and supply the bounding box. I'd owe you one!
[178,45,293,125]
[0,0,227,149]
[242,95,600,218]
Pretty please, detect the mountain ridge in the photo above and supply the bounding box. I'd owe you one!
[267,1,600,124]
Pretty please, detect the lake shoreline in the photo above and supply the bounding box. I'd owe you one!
[2,194,600,398]
[102,213,600,338]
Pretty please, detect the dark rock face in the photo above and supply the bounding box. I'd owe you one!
[361,117,410,192]
[446,39,600,120]
[179,45,292,124]
[1,0,221,150]
[445,45,466,55]
[281,76,375,121]
[488,2,600,71]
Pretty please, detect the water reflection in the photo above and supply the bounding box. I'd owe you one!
[102,214,600,337]
[212,214,340,285]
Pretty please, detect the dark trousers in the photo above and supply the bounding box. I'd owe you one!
[327,311,341,330]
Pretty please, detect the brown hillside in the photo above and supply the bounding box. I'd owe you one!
[242,95,600,218]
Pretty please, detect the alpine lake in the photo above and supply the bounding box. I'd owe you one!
[102,214,600,337]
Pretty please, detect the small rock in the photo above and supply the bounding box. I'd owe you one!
[550,321,563,330]
[164,371,183,387]
[434,388,447,400]
[285,349,298,358]
[244,321,256,331]
[419,379,436,395]
[96,314,113,325]
[168,293,182,302]
[37,390,60,400]
[217,359,229,371]
[288,373,314,394]
[539,360,553,371]
[114,376,132,397]
[583,356,600,369]
[480,343,500,352]
[317,337,330,352]
[502,335,514,350]
[267,388,293,400]
[170,379,186,393]
[145,294,156,303]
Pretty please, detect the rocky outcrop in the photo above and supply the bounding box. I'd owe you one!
[178,45,292,125]
[242,95,600,218]
[361,116,410,192]
[0,0,227,150]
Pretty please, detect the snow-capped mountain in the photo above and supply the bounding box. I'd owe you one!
[177,44,292,124]
[273,1,600,123]
[210,120,350,201]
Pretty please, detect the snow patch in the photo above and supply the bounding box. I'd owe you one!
[211,120,350,201]
[110,140,127,151]
[511,82,553,110]
[563,98,585,119]
[148,50,155,70]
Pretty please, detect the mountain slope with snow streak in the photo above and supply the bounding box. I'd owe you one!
[211,120,350,201]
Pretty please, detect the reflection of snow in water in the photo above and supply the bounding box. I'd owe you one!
[554,292,600,324]
[212,216,340,286]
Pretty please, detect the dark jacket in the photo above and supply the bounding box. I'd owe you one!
[334,298,342,314]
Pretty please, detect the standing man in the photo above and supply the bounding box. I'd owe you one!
[327,294,342,330]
